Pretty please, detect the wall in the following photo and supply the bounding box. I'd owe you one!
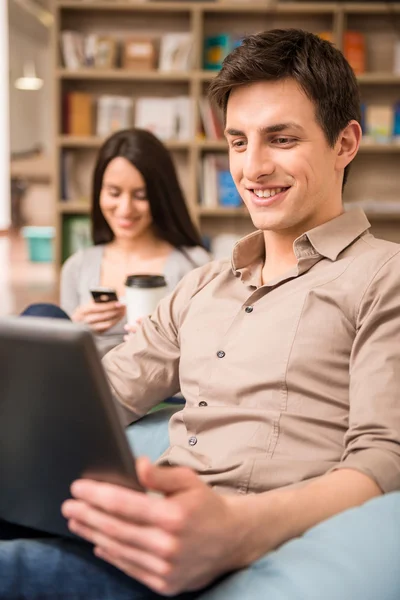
[8,0,52,154]
[0,1,10,230]
[8,0,53,226]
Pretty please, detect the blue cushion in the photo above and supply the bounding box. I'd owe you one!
[126,410,400,599]
[125,406,179,463]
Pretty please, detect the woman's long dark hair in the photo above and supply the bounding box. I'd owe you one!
[91,128,204,249]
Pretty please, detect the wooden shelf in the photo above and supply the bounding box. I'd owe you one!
[57,68,221,82]
[359,143,400,153]
[366,212,400,221]
[53,0,400,266]
[198,207,249,218]
[56,1,337,14]
[57,1,196,11]
[56,136,400,154]
[56,2,400,16]
[357,73,400,85]
[57,136,192,150]
[57,202,90,214]
[197,139,227,150]
[57,68,192,81]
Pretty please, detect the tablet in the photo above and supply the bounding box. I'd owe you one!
[0,316,142,538]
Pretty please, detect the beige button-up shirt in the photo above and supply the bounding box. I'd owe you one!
[103,209,400,495]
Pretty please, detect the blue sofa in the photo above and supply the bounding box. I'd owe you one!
[126,408,400,600]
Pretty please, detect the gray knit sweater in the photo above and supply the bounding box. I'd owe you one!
[60,244,210,356]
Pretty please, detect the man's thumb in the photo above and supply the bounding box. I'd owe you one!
[136,456,198,495]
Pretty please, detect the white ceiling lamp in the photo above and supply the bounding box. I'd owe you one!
[14,60,43,91]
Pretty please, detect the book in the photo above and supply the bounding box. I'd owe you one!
[365,104,393,143]
[201,154,218,208]
[393,102,400,144]
[173,96,194,140]
[218,170,242,207]
[134,96,193,141]
[344,31,366,75]
[203,34,231,70]
[63,92,92,136]
[201,154,242,209]
[60,150,92,202]
[159,33,193,72]
[199,97,224,140]
[84,35,117,69]
[60,31,85,69]
[96,96,133,138]
[135,97,176,141]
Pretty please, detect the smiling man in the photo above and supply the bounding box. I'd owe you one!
[2,29,400,600]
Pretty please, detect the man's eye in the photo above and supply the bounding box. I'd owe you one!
[274,137,295,145]
[232,140,246,148]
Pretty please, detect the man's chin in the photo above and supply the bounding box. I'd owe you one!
[249,214,287,232]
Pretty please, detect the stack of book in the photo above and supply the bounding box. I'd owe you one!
[135,97,194,141]
[361,102,400,144]
[61,30,193,72]
[198,97,224,140]
[200,154,242,209]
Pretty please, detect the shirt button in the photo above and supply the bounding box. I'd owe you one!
[199,401,208,407]
[217,350,225,358]
[245,306,253,313]
[188,436,197,446]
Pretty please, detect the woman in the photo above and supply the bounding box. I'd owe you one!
[60,128,209,356]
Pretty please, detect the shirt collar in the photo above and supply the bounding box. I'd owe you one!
[303,208,370,261]
[231,208,371,279]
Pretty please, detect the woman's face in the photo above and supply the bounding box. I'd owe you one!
[99,157,153,242]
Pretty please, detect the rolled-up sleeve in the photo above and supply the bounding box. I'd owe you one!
[101,264,212,423]
[333,251,400,492]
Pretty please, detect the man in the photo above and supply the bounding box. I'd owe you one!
[2,29,400,599]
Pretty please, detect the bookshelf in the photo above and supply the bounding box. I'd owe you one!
[52,1,400,266]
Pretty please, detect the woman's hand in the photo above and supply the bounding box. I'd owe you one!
[123,318,142,341]
[72,301,125,333]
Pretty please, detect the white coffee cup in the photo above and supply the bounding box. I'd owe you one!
[125,274,167,325]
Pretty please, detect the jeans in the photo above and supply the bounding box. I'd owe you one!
[2,492,400,600]
[20,303,70,320]
[0,520,200,600]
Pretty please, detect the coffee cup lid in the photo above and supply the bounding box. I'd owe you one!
[125,274,167,288]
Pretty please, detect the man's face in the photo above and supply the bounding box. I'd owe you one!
[226,79,343,235]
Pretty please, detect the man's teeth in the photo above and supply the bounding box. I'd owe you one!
[253,188,286,198]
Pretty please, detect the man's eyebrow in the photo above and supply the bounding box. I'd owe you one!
[225,122,305,136]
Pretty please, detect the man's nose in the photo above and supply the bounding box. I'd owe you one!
[242,145,275,182]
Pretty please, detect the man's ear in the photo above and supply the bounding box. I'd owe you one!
[335,120,362,172]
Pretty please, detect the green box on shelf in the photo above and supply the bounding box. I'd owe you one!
[22,226,55,263]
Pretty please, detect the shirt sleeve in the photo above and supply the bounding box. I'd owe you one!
[59,251,83,317]
[332,251,400,493]
[101,263,214,423]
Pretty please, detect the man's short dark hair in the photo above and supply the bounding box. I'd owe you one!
[208,29,361,187]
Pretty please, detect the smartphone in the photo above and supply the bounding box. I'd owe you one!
[90,287,119,303]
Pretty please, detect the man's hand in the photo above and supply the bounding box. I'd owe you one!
[61,458,249,596]
[123,317,142,342]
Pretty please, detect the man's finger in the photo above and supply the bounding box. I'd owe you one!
[67,517,171,578]
[94,547,170,596]
[68,479,183,529]
[62,499,177,556]
[137,456,199,496]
